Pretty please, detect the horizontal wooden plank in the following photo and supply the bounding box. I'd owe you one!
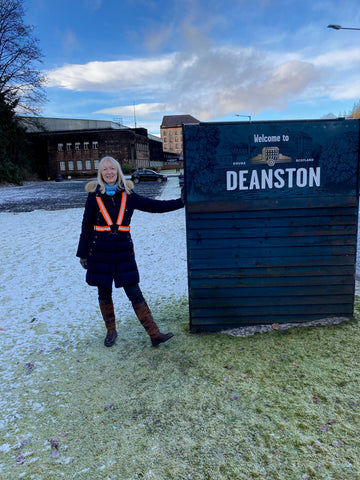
[189,265,355,278]
[187,226,357,241]
[190,303,354,317]
[189,275,354,288]
[187,243,356,256]
[187,215,358,230]
[190,295,353,308]
[188,255,356,270]
[188,207,358,221]
[188,245,356,262]
[188,239,356,253]
[187,196,358,213]
[190,284,354,297]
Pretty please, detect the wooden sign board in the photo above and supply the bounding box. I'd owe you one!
[183,119,360,331]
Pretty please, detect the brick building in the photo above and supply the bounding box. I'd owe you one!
[160,114,200,157]
[23,117,164,179]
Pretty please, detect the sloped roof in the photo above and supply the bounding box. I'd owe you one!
[161,114,200,127]
[19,116,127,133]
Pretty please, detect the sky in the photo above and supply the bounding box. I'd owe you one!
[22,0,360,135]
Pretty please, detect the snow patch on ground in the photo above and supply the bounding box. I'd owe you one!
[0,177,187,415]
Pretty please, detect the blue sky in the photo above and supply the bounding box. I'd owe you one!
[24,0,360,135]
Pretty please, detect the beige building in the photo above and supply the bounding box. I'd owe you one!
[160,114,200,157]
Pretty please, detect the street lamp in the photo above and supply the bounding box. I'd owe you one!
[235,114,252,121]
[328,24,360,30]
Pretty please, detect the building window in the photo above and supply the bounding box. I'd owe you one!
[77,160,83,171]
[84,142,89,150]
[66,143,72,151]
[85,160,91,170]
[94,160,99,170]
[136,143,148,152]
[68,161,74,171]
[92,141,98,149]
[75,142,80,150]
[58,143,63,152]
[59,161,65,171]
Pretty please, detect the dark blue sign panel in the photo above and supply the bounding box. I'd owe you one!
[184,119,359,203]
[183,119,360,331]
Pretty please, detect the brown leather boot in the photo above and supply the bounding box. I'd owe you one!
[132,301,174,346]
[99,300,118,347]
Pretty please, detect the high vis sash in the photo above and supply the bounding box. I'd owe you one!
[94,193,130,233]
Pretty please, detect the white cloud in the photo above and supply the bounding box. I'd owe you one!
[96,102,167,116]
[45,42,355,121]
[167,48,321,118]
[312,48,360,69]
[327,80,360,100]
[46,55,176,91]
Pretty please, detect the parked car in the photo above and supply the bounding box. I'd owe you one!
[131,169,167,184]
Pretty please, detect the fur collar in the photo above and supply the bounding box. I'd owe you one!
[85,179,134,193]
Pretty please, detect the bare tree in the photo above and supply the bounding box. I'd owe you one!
[0,0,46,115]
[348,101,360,119]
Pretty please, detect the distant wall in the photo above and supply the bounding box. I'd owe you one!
[162,162,183,170]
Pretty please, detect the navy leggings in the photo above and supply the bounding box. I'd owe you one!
[98,283,144,306]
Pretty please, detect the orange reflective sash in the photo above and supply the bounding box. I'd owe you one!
[94,193,130,232]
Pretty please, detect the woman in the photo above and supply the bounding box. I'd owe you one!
[76,156,184,347]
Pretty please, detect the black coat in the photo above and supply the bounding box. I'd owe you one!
[76,186,184,289]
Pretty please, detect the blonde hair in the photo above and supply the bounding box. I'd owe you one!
[86,156,133,194]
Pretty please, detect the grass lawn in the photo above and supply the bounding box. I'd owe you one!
[1,296,360,480]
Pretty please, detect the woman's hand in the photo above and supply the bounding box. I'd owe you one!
[80,258,88,269]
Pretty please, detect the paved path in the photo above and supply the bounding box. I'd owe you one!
[0,179,166,212]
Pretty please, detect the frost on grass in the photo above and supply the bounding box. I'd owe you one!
[1,179,360,479]
[1,299,359,479]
